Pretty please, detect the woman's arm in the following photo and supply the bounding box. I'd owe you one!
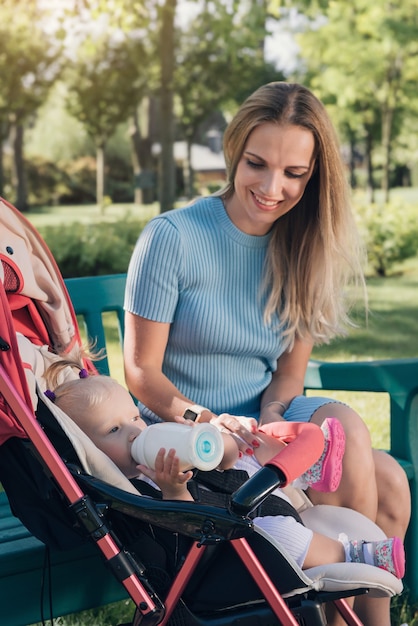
[124,312,261,452]
[259,337,313,426]
[124,312,213,422]
[124,312,254,448]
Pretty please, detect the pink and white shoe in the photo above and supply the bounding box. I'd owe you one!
[298,417,345,492]
[347,536,405,579]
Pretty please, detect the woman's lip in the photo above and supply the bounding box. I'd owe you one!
[252,191,280,208]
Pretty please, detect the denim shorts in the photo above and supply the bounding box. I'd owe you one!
[283,395,345,423]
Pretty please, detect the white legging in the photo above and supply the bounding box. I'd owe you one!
[235,454,313,567]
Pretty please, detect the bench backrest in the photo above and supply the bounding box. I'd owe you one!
[65,273,127,376]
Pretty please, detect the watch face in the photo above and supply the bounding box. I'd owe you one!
[184,409,198,422]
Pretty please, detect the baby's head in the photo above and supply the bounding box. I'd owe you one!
[49,374,146,478]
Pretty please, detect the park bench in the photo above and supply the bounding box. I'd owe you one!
[0,272,417,624]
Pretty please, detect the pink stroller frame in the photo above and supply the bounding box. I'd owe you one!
[0,197,402,625]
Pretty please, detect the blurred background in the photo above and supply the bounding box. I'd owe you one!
[2,0,418,214]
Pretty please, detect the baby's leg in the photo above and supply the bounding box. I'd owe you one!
[255,418,345,492]
[254,515,405,578]
[294,417,345,492]
[252,430,287,466]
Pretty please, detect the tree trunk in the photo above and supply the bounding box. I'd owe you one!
[159,0,177,213]
[381,104,394,203]
[0,122,9,198]
[0,141,4,199]
[348,132,357,189]
[96,143,105,213]
[130,99,156,205]
[10,123,28,212]
[184,138,195,199]
[364,126,375,204]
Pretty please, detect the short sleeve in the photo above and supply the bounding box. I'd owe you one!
[124,218,182,323]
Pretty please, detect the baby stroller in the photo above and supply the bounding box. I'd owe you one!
[0,197,403,626]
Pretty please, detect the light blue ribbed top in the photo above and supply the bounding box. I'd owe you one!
[124,196,286,421]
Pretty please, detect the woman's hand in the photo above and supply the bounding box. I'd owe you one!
[137,448,194,500]
[211,413,261,456]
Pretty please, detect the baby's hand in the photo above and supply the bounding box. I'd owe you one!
[138,448,194,500]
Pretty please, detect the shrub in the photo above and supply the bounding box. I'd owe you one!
[354,198,418,277]
[40,216,146,277]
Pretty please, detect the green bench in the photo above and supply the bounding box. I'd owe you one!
[0,272,417,625]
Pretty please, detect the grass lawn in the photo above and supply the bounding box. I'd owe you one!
[24,201,160,228]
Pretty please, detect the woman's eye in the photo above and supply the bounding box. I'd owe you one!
[286,171,304,179]
[246,159,264,169]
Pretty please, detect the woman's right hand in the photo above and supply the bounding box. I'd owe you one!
[211,413,261,455]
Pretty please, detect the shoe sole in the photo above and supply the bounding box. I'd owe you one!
[312,417,346,492]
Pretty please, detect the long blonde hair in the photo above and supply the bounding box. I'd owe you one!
[216,81,366,349]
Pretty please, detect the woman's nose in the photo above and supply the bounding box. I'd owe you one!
[261,170,284,197]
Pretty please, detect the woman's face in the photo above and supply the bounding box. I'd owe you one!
[226,122,316,236]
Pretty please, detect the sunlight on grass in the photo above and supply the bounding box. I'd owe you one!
[307,389,390,450]
[26,202,160,228]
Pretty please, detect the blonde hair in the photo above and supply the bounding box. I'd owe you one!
[44,354,118,426]
[216,81,366,349]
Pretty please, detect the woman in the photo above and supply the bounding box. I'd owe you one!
[123,82,410,625]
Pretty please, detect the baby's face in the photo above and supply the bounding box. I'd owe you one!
[84,383,146,477]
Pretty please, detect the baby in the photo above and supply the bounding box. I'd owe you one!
[42,362,405,578]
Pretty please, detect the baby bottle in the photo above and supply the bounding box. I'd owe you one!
[131,422,224,472]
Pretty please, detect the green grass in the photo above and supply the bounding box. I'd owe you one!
[25,202,160,228]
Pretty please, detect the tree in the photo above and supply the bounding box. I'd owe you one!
[64,0,157,207]
[158,0,177,212]
[65,32,148,209]
[0,0,62,209]
[283,0,418,201]
[175,0,282,198]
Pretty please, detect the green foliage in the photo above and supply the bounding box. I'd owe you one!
[39,216,146,277]
[0,0,62,125]
[65,32,148,148]
[355,198,418,276]
[292,0,418,197]
[391,587,418,626]
[20,153,135,206]
[175,1,281,141]
[31,599,135,626]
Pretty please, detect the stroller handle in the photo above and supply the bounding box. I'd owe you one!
[230,464,286,516]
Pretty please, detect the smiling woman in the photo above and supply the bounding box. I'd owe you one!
[123,82,410,625]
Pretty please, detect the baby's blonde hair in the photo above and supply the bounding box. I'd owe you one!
[44,352,119,426]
